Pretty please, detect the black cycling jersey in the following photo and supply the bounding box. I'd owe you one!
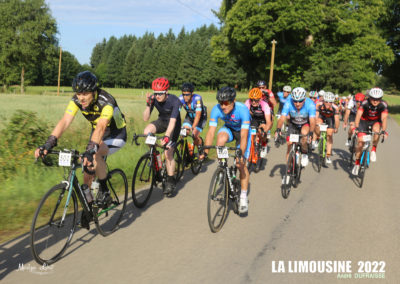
[150,94,182,122]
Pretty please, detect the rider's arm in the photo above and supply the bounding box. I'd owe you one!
[309,117,316,133]
[204,126,216,155]
[343,109,350,127]
[261,101,272,131]
[192,111,201,130]
[269,94,277,109]
[240,128,249,155]
[165,118,177,138]
[143,93,154,121]
[354,108,363,129]
[334,113,340,130]
[50,112,75,138]
[381,111,388,132]
[143,105,152,121]
[91,104,113,143]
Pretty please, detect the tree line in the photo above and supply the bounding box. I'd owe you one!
[0,0,398,94]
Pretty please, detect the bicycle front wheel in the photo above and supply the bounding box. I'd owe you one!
[207,167,229,233]
[317,139,324,172]
[174,147,184,182]
[95,169,128,236]
[132,154,155,208]
[358,151,368,188]
[349,136,356,167]
[191,137,204,175]
[30,183,78,265]
[282,152,294,199]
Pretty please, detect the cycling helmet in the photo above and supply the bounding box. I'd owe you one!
[248,88,262,100]
[72,71,98,93]
[256,80,267,88]
[324,92,335,103]
[291,87,307,101]
[283,85,292,92]
[355,93,365,101]
[309,91,318,98]
[369,87,383,99]
[152,77,170,92]
[318,90,325,97]
[181,82,194,93]
[347,94,352,99]
[342,96,346,100]
[217,86,236,102]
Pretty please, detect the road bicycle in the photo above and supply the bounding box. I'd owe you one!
[348,130,357,167]
[353,129,385,188]
[316,124,328,172]
[175,127,204,180]
[30,149,128,265]
[204,145,242,233]
[247,126,267,173]
[131,133,182,207]
[274,114,287,147]
[281,133,308,199]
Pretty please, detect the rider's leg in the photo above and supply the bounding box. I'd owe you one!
[326,129,334,157]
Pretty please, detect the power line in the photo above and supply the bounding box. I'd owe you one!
[174,0,218,23]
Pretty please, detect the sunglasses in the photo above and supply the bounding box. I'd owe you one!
[293,99,305,104]
[182,93,192,97]
[355,100,362,103]
[219,101,232,106]
[370,98,381,102]
[251,99,260,103]
[154,92,166,96]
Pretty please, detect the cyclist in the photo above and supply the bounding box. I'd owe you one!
[143,77,182,195]
[179,82,207,148]
[343,92,365,146]
[257,80,277,116]
[275,87,316,171]
[352,87,388,175]
[312,92,339,164]
[201,87,251,214]
[309,91,319,105]
[276,85,292,115]
[245,87,272,155]
[334,94,340,106]
[35,71,127,229]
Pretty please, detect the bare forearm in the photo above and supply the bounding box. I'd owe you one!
[143,107,151,121]
[165,118,176,137]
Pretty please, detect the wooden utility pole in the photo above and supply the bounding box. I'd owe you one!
[268,39,277,90]
[57,46,62,96]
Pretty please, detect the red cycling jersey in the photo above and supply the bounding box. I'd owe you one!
[359,100,388,121]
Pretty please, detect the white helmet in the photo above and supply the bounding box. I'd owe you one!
[369,87,383,99]
[318,90,325,97]
[324,92,335,103]
[335,94,339,99]
[342,96,346,100]
[347,94,352,99]
[283,85,292,92]
[291,87,307,101]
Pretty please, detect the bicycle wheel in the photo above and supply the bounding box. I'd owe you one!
[293,152,302,188]
[132,153,155,208]
[94,169,128,236]
[358,151,368,188]
[349,135,356,167]
[317,139,323,173]
[282,152,294,199]
[30,183,78,265]
[191,137,203,175]
[207,167,229,233]
[174,147,184,182]
[253,143,262,173]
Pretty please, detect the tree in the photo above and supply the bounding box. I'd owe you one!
[0,0,58,91]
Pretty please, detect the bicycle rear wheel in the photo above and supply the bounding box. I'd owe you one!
[30,183,78,265]
[132,153,155,208]
[94,169,128,236]
[282,152,294,199]
[207,167,229,233]
[191,137,203,175]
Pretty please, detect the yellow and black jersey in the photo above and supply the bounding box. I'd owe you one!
[65,89,126,136]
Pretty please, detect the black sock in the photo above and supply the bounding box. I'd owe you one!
[98,178,108,192]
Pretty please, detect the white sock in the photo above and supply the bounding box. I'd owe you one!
[240,190,247,199]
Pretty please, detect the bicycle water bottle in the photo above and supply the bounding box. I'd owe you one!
[156,151,162,169]
[91,180,100,199]
[82,184,93,203]
[188,142,194,156]
[295,151,300,164]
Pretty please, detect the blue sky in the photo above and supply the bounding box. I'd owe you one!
[46,0,221,65]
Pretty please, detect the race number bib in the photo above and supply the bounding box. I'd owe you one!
[180,128,187,137]
[217,147,229,159]
[362,135,371,142]
[145,135,157,145]
[289,134,300,143]
[319,124,328,132]
[59,152,72,167]
[251,128,257,135]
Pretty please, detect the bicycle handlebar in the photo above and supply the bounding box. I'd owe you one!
[131,133,164,146]
[202,145,242,159]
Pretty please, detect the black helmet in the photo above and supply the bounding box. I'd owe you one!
[256,80,267,88]
[216,86,236,102]
[181,82,194,93]
[72,71,98,93]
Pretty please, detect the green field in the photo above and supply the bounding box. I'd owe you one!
[0,88,399,243]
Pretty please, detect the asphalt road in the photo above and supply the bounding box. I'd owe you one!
[2,117,399,283]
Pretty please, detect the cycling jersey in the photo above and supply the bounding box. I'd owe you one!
[261,89,275,110]
[277,92,292,113]
[65,89,126,138]
[150,94,182,122]
[209,102,251,132]
[316,102,339,118]
[281,98,316,126]
[179,93,207,123]
[244,99,271,122]
[359,99,388,122]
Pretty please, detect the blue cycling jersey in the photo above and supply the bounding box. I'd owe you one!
[277,91,292,105]
[179,94,205,120]
[209,102,251,132]
[281,97,316,125]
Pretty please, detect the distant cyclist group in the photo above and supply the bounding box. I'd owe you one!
[35,71,389,229]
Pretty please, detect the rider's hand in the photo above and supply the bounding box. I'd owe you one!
[146,93,155,107]
[274,128,281,139]
[334,128,338,133]
[161,135,173,149]
[83,141,99,168]
[343,123,347,130]
[380,130,388,139]
[35,135,58,158]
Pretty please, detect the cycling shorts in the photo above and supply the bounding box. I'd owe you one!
[317,116,335,129]
[151,118,182,145]
[90,127,127,155]
[217,126,251,159]
[182,117,206,132]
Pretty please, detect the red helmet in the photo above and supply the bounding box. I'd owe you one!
[355,92,365,101]
[152,77,170,91]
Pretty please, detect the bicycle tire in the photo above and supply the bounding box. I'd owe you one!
[349,135,356,167]
[190,137,203,175]
[207,167,229,233]
[358,151,368,188]
[317,139,323,173]
[282,151,294,199]
[95,169,128,236]
[132,153,155,208]
[174,147,184,182]
[30,183,78,265]
[293,152,302,188]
